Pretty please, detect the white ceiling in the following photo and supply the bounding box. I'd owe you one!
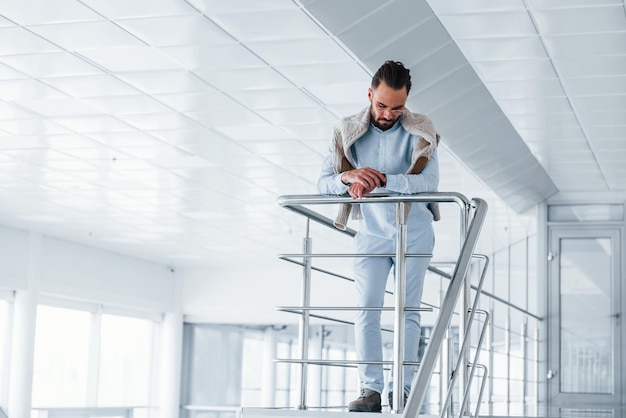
[0,0,623,272]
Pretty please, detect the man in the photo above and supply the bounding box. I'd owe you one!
[317,61,439,412]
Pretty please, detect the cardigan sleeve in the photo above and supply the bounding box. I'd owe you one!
[383,147,439,194]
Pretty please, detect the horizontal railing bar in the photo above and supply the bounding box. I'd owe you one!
[279,256,356,282]
[429,255,543,321]
[278,309,392,331]
[279,257,446,312]
[277,192,470,207]
[278,306,432,312]
[278,253,432,258]
[278,310,432,341]
[277,193,469,239]
[275,358,420,366]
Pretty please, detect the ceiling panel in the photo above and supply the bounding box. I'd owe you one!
[118,15,234,46]
[532,5,626,34]
[210,9,325,42]
[79,47,182,72]
[1,52,102,78]
[473,59,555,81]
[161,44,265,70]
[0,27,60,55]
[28,21,145,50]
[455,37,547,61]
[80,0,197,19]
[544,32,626,57]
[42,74,140,97]
[437,11,537,39]
[0,0,102,25]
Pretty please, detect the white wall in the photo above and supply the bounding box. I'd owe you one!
[0,224,177,312]
[183,258,307,324]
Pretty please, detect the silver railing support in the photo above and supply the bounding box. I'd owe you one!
[458,200,472,416]
[458,310,490,418]
[275,193,488,416]
[440,255,490,417]
[393,201,409,413]
[297,219,312,409]
[472,364,489,418]
[403,198,488,418]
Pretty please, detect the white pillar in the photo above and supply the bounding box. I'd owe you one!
[158,269,184,418]
[8,233,42,418]
[261,328,277,407]
[307,326,324,407]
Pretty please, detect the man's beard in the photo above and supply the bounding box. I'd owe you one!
[370,107,397,131]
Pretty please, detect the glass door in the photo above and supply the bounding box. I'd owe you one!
[548,228,621,405]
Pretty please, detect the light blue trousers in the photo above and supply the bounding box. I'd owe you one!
[353,228,434,395]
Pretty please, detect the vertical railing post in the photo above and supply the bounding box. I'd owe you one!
[439,283,449,417]
[488,301,494,409]
[392,202,409,413]
[505,313,511,414]
[521,318,528,409]
[458,202,471,415]
[534,327,539,416]
[446,330,455,417]
[298,219,312,409]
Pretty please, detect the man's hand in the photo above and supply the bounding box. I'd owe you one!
[341,168,386,189]
[347,182,376,199]
[342,167,386,199]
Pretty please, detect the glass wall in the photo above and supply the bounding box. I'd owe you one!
[31,303,158,417]
[473,235,541,416]
[181,235,541,417]
[32,306,92,407]
[0,296,11,411]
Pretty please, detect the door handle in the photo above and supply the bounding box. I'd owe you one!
[547,369,557,380]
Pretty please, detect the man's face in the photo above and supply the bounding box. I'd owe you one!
[368,81,408,131]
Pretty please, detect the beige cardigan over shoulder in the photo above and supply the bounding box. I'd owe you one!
[331,106,440,230]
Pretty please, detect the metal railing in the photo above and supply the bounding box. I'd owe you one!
[276,192,489,417]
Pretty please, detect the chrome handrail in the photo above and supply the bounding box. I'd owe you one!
[276,192,487,416]
[404,197,488,418]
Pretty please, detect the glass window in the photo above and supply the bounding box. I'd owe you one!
[0,298,10,409]
[548,204,623,222]
[559,237,613,394]
[31,302,159,414]
[182,325,243,407]
[275,339,296,408]
[527,235,538,314]
[241,336,263,407]
[509,239,527,310]
[494,249,510,302]
[31,306,92,407]
[98,314,155,406]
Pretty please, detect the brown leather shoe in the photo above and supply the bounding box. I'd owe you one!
[388,392,408,410]
[348,388,382,412]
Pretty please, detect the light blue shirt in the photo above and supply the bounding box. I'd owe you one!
[318,119,439,240]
